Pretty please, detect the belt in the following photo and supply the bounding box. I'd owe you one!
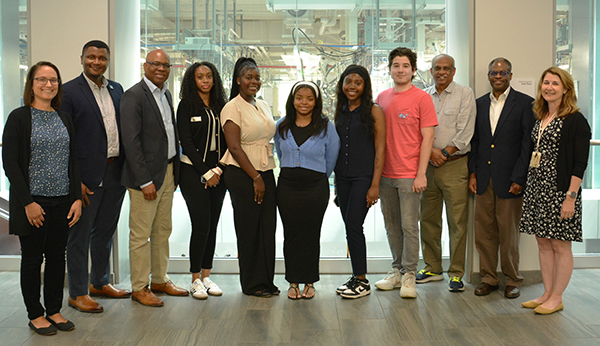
[448,154,467,161]
[106,156,119,164]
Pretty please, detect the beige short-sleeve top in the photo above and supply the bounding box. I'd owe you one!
[220,95,276,171]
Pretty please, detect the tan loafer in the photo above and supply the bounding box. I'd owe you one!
[89,284,132,298]
[131,287,164,307]
[150,280,189,296]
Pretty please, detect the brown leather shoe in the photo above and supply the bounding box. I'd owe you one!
[68,295,104,313]
[150,280,189,296]
[131,287,164,307]
[504,285,521,299]
[474,282,499,296]
[89,284,132,298]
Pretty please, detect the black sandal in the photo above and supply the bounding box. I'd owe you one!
[302,283,315,299]
[288,283,301,300]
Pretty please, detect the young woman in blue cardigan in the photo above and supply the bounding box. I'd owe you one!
[275,81,340,299]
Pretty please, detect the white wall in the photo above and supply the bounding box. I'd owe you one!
[28,0,110,81]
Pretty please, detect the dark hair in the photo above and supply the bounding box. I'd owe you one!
[82,40,110,56]
[488,57,512,73]
[388,47,417,80]
[229,57,258,100]
[278,81,328,139]
[180,61,227,114]
[23,61,63,109]
[334,65,375,139]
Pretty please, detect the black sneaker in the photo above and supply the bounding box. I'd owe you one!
[448,276,465,292]
[335,276,356,294]
[340,278,371,299]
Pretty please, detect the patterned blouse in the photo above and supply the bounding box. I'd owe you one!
[29,107,70,196]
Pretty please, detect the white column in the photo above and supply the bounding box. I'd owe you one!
[110,0,140,282]
[111,0,140,90]
[446,0,471,86]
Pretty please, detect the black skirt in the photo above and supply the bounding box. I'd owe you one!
[277,168,329,283]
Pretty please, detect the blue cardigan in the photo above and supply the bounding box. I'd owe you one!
[275,118,340,177]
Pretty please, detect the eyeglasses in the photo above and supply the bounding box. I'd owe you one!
[34,77,60,85]
[488,70,510,77]
[146,61,172,69]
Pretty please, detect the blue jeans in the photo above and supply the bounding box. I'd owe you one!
[67,160,126,297]
[379,177,421,275]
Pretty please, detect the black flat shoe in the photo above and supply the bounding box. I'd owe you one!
[252,289,273,298]
[46,316,75,331]
[28,321,57,336]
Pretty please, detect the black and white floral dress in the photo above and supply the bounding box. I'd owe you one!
[519,118,583,241]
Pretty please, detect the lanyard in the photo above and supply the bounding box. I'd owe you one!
[535,111,557,151]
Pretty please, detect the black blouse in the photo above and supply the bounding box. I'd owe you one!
[334,106,375,177]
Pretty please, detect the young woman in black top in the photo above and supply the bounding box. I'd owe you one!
[333,65,386,298]
[177,62,228,299]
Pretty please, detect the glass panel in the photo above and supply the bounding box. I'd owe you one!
[0,1,28,256]
[138,0,447,259]
[556,0,600,255]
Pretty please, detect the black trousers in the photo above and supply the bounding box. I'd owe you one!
[335,175,372,277]
[179,162,226,273]
[224,166,277,294]
[19,195,70,320]
[278,172,329,284]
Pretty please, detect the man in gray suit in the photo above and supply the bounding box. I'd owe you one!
[121,49,188,306]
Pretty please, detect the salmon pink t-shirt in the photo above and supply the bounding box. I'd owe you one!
[376,85,438,179]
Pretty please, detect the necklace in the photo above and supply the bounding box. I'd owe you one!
[295,119,311,128]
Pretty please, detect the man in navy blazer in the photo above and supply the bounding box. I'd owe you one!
[61,40,130,313]
[468,58,535,299]
[121,49,187,307]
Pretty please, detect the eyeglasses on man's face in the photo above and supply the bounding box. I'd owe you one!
[146,61,172,69]
[488,70,510,77]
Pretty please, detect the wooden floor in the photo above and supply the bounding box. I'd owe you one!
[0,270,599,345]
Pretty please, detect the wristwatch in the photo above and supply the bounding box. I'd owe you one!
[567,191,577,199]
[441,149,451,158]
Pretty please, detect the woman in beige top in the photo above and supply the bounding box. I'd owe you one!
[221,57,279,297]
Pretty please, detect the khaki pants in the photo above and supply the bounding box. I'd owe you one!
[420,156,469,278]
[474,178,524,287]
[128,164,174,292]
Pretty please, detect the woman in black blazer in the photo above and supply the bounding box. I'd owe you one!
[2,61,82,335]
[519,67,591,315]
[177,62,228,299]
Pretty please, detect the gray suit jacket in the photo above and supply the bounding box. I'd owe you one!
[120,79,180,190]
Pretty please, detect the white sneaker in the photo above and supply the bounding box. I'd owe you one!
[400,273,417,298]
[202,277,223,296]
[191,278,208,299]
[374,268,402,290]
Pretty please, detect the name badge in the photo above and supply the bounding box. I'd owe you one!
[529,151,541,168]
[191,116,202,122]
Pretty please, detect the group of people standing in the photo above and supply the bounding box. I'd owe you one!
[1,41,590,336]
[368,49,590,319]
